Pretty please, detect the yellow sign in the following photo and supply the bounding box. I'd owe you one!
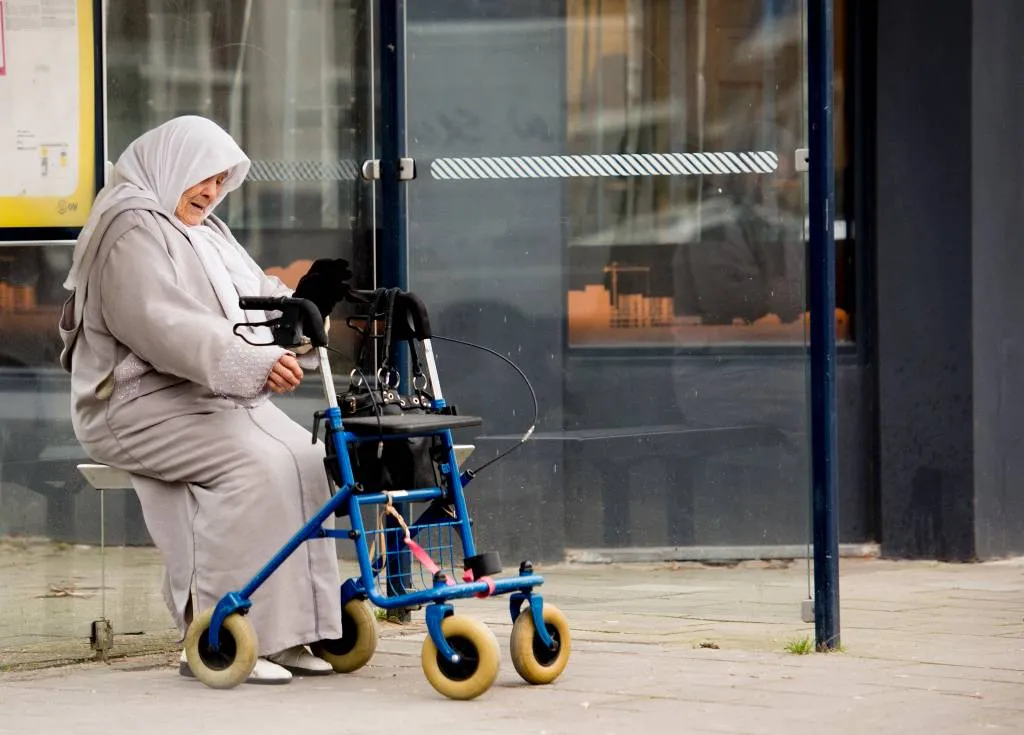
[0,0,97,229]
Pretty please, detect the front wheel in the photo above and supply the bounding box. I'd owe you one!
[510,602,571,685]
[420,615,500,700]
[184,607,258,689]
[311,599,378,673]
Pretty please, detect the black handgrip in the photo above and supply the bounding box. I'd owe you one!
[397,291,432,340]
[238,295,285,311]
[238,296,329,348]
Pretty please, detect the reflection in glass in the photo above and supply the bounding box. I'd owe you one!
[565,0,850,346]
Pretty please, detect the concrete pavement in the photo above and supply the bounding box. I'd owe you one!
[1,545,1022,734]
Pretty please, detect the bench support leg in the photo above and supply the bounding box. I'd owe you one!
[90,490,113,662]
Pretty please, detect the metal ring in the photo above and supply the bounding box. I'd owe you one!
[412,373,429,391]
[377,367,400,389]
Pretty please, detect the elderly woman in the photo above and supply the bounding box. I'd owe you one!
[58,116,350,684]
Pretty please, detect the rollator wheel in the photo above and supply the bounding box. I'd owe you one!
[184,608,258,690]
[420,615,500,700]
[510,603,571,685]
[311,599,378,673]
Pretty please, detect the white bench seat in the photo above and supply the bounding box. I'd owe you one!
[76,444,476,491]
[76,463,134,490]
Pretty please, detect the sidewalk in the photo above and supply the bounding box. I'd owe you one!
[1,546,1022,734]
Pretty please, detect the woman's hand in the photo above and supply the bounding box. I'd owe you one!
[266,354,303,394]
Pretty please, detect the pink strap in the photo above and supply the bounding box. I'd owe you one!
[404,537,495,596]
[462,569,497,598]
[406,539,454,586]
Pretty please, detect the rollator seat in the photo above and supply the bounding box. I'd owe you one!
[342,413,483,435]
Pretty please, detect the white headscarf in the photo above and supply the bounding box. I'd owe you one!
[64,115,251,290]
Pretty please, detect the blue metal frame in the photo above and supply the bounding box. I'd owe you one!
[205,402,550,656]
[807,0,841,651]
[378,0,408,287]
[510,592,556,650]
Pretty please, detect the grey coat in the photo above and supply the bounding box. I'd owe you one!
[59,202,342,654]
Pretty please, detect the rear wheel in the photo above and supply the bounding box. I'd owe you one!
[311,600,378,673]
[184,608,258,690]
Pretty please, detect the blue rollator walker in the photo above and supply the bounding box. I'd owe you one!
[182,289,571,699]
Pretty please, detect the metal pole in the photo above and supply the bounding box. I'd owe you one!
[378,0,412,618]
[379,0,408,291]
[807,0,840,651]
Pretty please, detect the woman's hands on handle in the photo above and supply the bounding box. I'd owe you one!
[265,353,303,394]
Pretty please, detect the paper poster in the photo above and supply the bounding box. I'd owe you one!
[0,0,97,229]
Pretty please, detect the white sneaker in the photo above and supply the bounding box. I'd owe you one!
[265,645,334,676]
[179,650,293,685]
[247,657,294,684]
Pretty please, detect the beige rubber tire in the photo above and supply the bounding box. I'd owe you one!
[310,600,379,673]
[509,603,571,685]
[420,615,500,700]
[184,608,258,690]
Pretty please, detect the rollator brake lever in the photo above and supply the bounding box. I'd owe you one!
[311,410,326,444]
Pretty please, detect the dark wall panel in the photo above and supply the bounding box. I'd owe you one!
[971,0,1024,558]
[875,0,975,560]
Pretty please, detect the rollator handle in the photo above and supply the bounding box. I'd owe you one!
[238,296,329,348]
[346,288,433,340]
[398,291,432,340]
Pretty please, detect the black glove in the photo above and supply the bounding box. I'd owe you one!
[306,258,353,282]
[293,258,353,319]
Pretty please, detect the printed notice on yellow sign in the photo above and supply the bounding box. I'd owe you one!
[0,0,97,230]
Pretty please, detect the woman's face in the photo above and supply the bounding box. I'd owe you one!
[174,171,229,226]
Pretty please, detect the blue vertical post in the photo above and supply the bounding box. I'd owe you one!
[379,0,412,612]
[380,0,408,291]
[807,0,840,650]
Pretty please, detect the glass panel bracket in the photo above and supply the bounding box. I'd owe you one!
[795,147,810,172]
[801,598,815,623]
[361,158,417,181]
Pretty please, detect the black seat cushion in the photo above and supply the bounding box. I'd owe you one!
[343,413,483,435]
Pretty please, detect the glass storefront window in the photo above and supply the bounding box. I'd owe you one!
[105,0,372,266]
[564,0,852,347]
[0,0,373,665]
[104,0,375,373]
